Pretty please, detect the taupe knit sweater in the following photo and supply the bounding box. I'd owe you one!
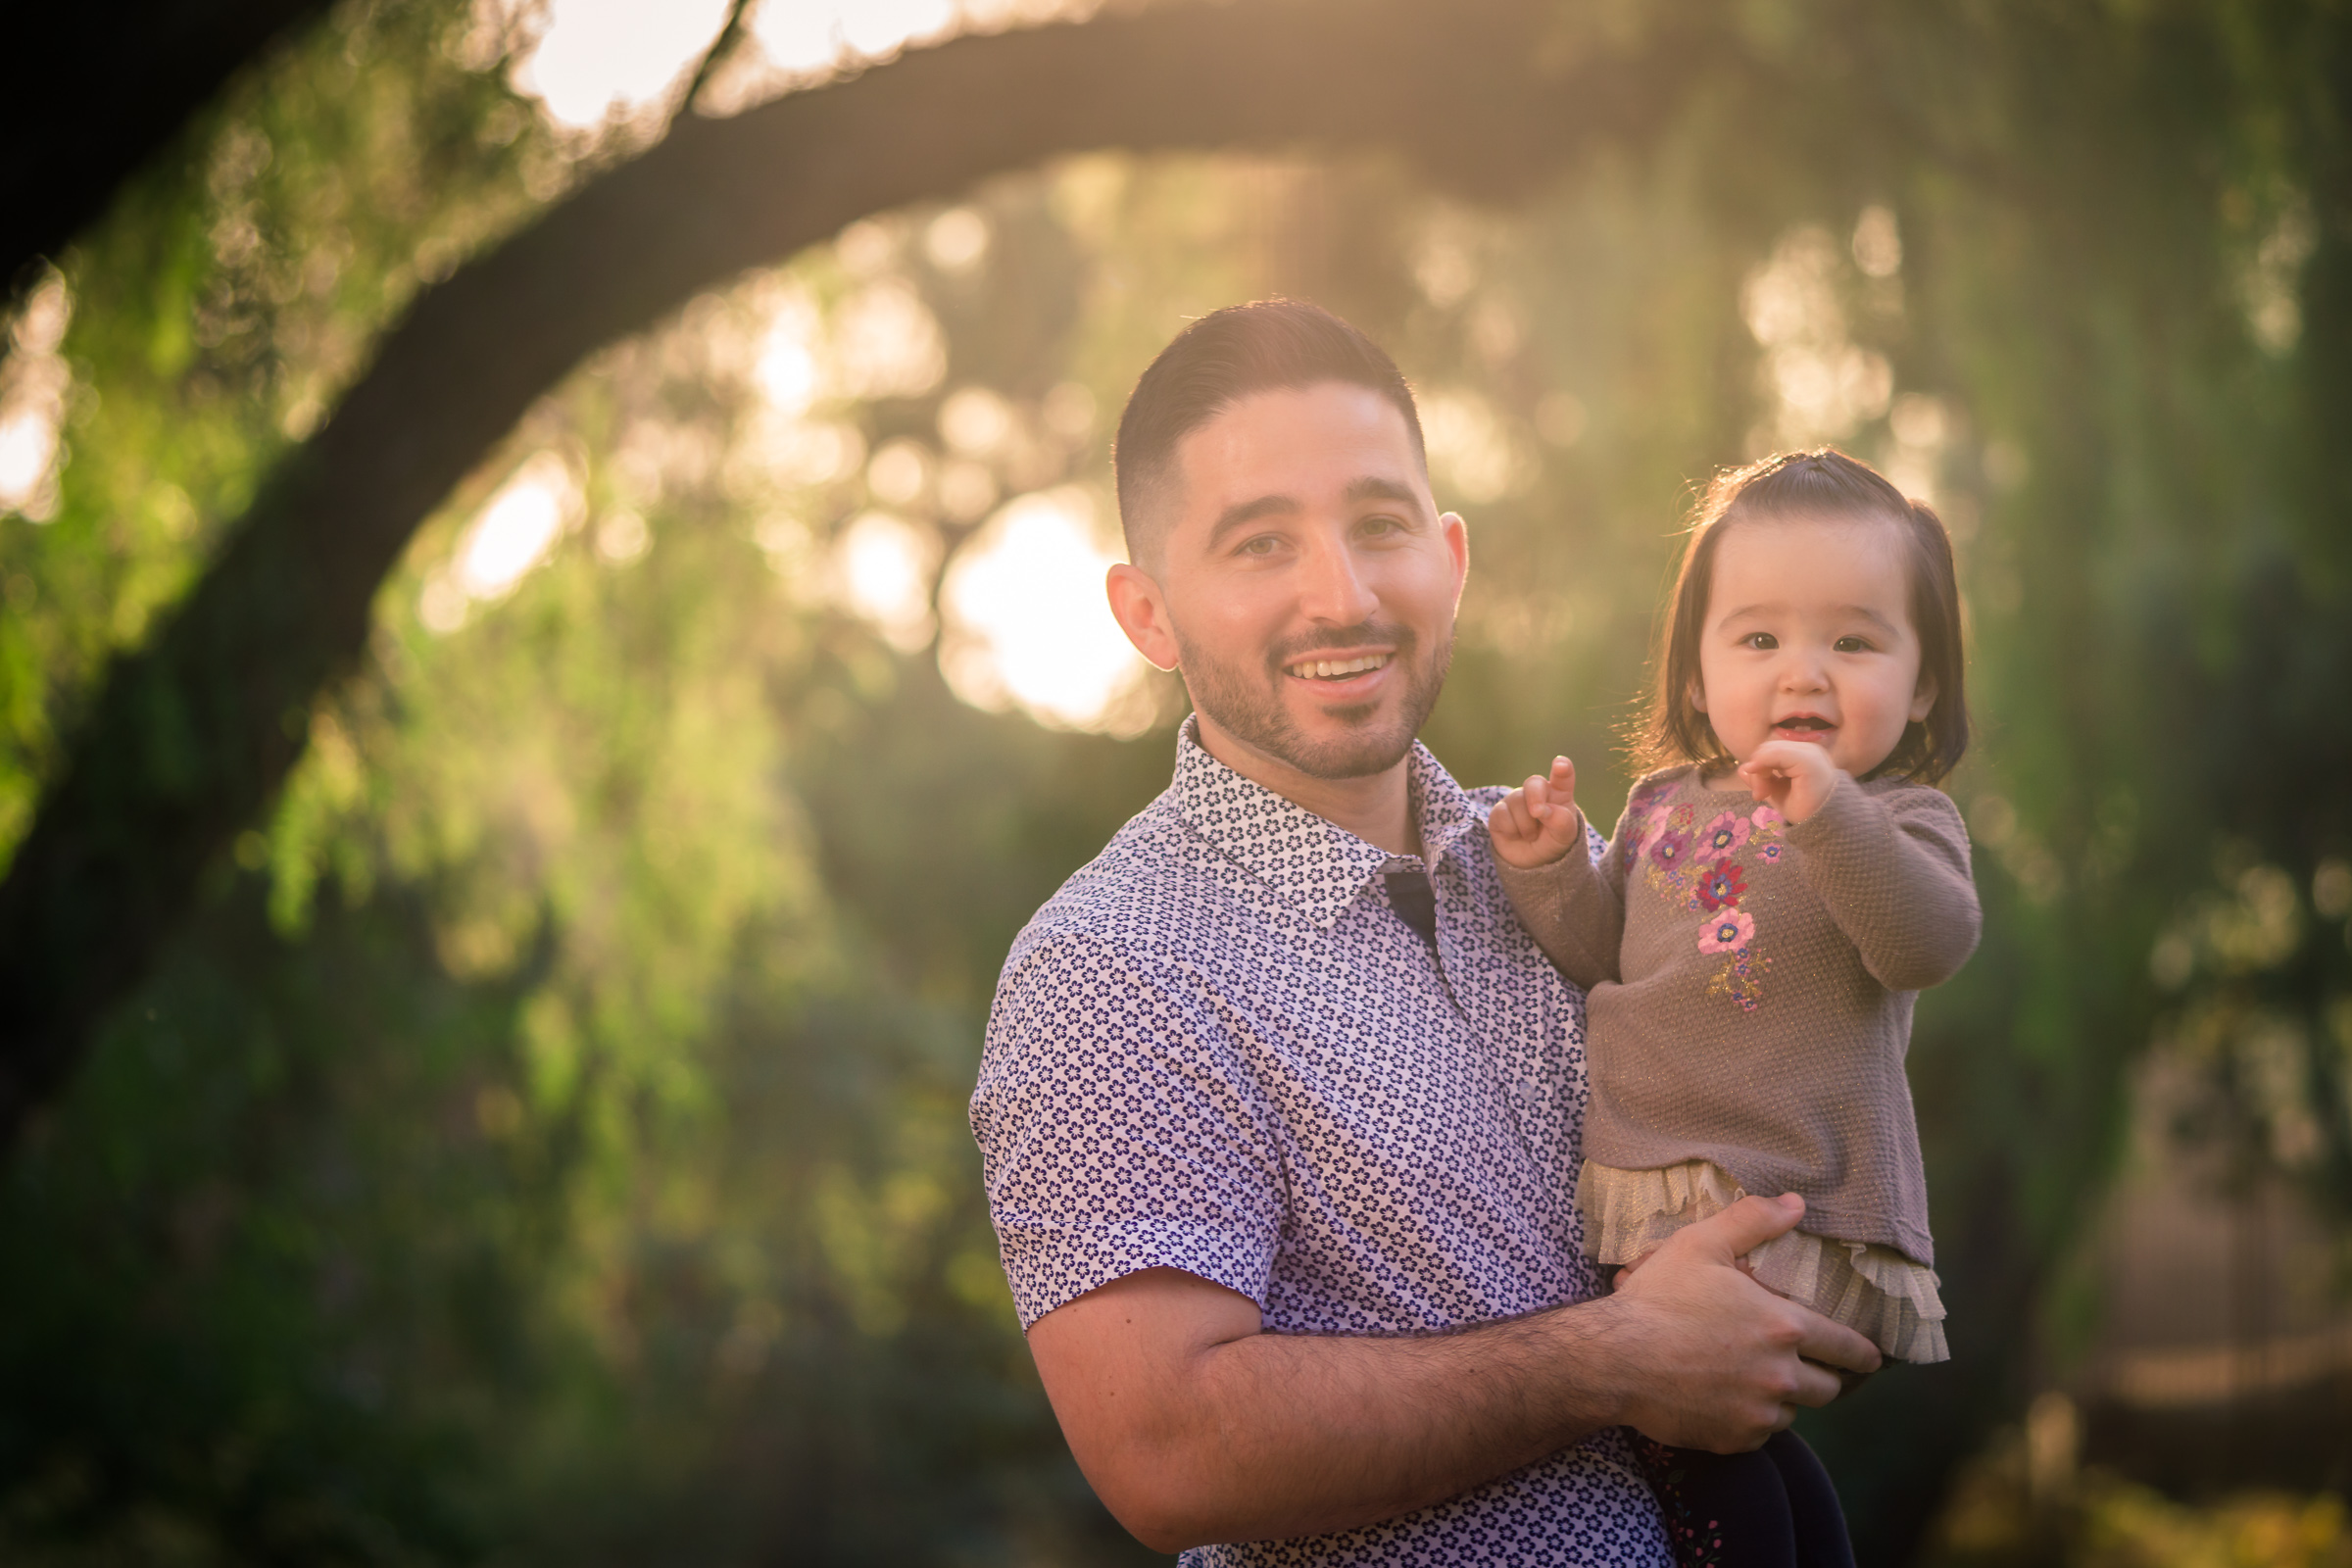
[1497,765,1980,1264]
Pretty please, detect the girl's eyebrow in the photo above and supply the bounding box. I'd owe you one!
[1836,605,1905,635]
[1714,602,1905,634]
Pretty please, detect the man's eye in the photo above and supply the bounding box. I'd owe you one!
[1743,632,1779,651]
[1834,635,1872,653]
[1238,534,1283,557]
[1359,514,1403,538]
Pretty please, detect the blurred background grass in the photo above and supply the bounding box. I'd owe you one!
[1,0,2348,1562]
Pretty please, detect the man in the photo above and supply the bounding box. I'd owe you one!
[968,301,1877,1564]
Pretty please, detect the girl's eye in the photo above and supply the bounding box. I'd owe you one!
[1742,632,1779,651]
[1834,635,1872,653]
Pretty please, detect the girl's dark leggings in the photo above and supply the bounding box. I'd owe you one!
[1637,1429,1856,1568]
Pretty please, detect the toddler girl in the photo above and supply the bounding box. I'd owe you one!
[1489,449,1981,1568]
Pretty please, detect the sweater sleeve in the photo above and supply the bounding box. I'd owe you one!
[1496,804,1638,989]
[1785,776,1983,992]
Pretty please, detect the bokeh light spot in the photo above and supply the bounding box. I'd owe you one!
[939,488,1152,734]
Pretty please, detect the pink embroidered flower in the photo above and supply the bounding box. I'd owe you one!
[1700,810,1750,856]
[1650,826,1694,871]
[1757,842,1784,863]
[1637,806,1672,855]
[1697,909,1755,955]
[1695,860,1748,911]
[1750,804,1783,832]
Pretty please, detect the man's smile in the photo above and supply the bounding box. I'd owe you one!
[1285,652,1394,682]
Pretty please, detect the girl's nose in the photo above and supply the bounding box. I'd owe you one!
[1298,533,1381,624]
[1780,654,1830,692]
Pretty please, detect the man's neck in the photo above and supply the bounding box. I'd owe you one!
[1191,711,1423,859]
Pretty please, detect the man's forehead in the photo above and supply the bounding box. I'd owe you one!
[1173,382,1428,502]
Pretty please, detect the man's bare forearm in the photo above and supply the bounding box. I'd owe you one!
[1027,1198,1876,1555]
[1135,1295,1642,1548]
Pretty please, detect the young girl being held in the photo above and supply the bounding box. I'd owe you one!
[1489,450,1981,1568]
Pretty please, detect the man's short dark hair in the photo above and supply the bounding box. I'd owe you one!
[1112,300,1426,567]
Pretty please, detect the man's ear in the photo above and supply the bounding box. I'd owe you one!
[1106,563,1180,672]
[1441,512,1470,613]
[1908,671,1938,724]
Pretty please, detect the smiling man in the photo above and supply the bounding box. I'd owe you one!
[967,301,1878,1565]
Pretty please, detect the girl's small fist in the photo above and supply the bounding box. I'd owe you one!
[1488,757,1583,869]
[1739,741,1839,823]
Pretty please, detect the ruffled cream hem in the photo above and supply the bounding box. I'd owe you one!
[1580,1159,1949,1364]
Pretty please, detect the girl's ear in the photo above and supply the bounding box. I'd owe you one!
[1688,676,1708,715]
[1909,672,1938,724]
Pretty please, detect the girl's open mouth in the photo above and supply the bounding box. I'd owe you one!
[1774,714,1835,742]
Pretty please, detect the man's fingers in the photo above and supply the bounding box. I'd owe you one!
[1794,1314,1884,1382]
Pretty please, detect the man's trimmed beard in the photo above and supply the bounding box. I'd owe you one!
[1174,617,1453,781]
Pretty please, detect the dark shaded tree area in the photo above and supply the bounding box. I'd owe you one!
[3,0,2350,1563]
[0,0,336,294]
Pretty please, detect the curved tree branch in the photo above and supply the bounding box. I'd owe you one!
[0,0,1707,1141]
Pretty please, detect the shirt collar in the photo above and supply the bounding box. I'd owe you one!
[1171,715,1487,930]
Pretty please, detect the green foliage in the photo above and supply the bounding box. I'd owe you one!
[0,0,549,858]
[2,0,2349,1561]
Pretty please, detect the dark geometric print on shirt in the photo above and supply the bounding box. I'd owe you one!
[970,719,1672,1567]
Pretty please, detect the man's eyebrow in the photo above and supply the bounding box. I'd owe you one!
[1203,475,1427,553]
[1346,475,1421,507]
[1206,493,1299,551]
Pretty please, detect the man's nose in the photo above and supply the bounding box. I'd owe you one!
[1297,532,1381,624]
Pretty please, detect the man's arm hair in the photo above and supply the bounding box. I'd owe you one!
[1025,1194,1879,1553]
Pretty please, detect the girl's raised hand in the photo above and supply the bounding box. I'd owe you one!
[1487,756,1584,869]
[1738,740,1841,824]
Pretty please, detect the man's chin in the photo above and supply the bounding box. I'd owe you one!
[1264,709,1419,781]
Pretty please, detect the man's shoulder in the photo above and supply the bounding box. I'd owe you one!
[1002,791,1231,981]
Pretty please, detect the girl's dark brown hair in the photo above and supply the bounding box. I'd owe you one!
[1632,448,1970,784]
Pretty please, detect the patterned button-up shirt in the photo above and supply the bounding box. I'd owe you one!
[971,720,1670,1566]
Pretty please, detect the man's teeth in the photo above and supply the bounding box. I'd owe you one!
[1292,654,1392,679]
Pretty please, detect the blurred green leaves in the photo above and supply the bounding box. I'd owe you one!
[1,0,2348,1561]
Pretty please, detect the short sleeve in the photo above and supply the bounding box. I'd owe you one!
[969,932,1287,1329]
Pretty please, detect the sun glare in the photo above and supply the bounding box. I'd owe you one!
[834,511,940,652]
[940,488,1152,735]
[512,0,735,129]
[422,452,582,632]
[0,274,73,522]
[503,0,1023,130]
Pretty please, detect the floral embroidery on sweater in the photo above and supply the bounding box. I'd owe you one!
[1630,788,1785,1012]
